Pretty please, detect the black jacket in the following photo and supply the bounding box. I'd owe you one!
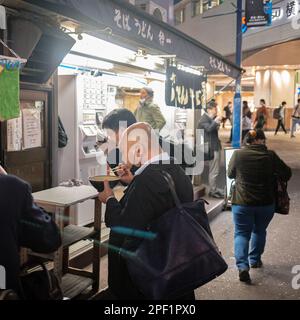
[0,175,60,293]
[228,145,292,206]
[105,162,194,299]
[197,113,222,153]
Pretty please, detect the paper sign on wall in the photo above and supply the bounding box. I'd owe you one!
[7,114,22,152]
[22,107,42,149]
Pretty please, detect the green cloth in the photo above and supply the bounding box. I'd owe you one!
[134,99,166,131]
[0,67,20,120]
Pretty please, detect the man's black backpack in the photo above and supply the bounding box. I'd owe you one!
[273,107,281,120]
[58,116,68,148]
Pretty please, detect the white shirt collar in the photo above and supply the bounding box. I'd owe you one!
[134,152,170,176]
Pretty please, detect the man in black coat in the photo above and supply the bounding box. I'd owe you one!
[0,167,61,295]
[98,123,194,300]
[198,102,224,199]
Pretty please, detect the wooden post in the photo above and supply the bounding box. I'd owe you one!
[92,198,102,292]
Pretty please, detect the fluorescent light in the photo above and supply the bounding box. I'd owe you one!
[145,72,166,81]
[70,33,136,63]
[62,53,114,70]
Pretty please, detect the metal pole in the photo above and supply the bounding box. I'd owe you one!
[232,0,243,148]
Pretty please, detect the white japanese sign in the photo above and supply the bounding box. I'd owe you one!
[272,0,299,21]
[113,8,172,48]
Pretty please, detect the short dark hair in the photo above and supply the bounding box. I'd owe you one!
[102,108,137,132]
[244,129,266,145]
[282,101,287,106]
[142,87,154,98]
[206,101,217,110]
[260,99,266,105]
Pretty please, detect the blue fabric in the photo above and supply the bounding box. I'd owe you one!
[232,204,275,270]
[291,118,300,136]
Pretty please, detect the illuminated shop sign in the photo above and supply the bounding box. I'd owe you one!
[243,0,299,32]
[165,65,207,109]
[245,0,273,27]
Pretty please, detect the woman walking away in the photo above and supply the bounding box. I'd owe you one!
[228,129,291,284]
[274,101,287,135]
[242,101,252,141]
[254,99,268,130]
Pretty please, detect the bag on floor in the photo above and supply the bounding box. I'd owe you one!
[123,172,228,300]
[20,262,63,300]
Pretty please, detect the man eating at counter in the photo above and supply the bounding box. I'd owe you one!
[98,122,195,300]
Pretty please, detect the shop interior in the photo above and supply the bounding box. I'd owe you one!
[55,31,206,267]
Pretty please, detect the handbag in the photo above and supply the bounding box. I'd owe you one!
[123,172,228,300]
[58,116,68,148]
[20,262,63,300]
[269,151,290,215]
[275,178,290,215]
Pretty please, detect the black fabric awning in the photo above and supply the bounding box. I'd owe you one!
[23,0,242,78]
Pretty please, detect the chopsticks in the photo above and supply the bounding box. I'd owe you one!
[110,166,125,175]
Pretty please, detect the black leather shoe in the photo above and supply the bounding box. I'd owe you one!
[239,270,251,284]
[250,261,263,268]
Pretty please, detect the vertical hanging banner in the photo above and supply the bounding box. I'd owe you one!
[165,65,206,109]
[246,0,273,27]
[0,67,20,121]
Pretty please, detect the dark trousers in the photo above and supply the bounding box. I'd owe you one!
[275,119,287,134]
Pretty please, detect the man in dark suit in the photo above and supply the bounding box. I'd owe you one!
[0,166,61,295]
[198,102,224,199]
[98,123,194,300]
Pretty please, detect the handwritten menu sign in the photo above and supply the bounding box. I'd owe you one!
[22,107,42,150]
[7,115,23,152]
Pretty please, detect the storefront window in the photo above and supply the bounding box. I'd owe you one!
[192,0,223,15]
[191,0,202,17]
[175,7,186,25]
[137,3,146,11]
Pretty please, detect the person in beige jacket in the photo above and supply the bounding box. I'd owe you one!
[134,87,166,131]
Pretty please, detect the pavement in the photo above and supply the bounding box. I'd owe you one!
[195,131,300,300]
